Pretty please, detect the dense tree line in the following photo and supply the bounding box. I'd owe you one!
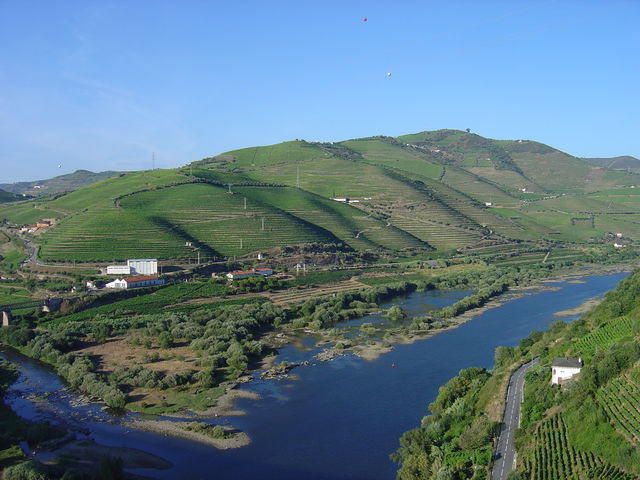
[392,367,497,479]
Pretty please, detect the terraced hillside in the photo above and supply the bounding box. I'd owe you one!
[521,414,637,480]
[2,129,640,261]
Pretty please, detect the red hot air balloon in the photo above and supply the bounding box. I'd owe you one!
[362,17,367,22]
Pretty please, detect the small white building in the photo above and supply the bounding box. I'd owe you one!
[105,275,164,290]
[226,270,260,280]
[614,243,626,249]
[485,202,493,207]
[331,197,349,203]
[551,357,583,385]
[107,265,131,275]
[127,258,158,275]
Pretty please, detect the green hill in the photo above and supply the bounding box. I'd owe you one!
[583,155,640,171]
[0,189,23,203]
[1,130,639,262]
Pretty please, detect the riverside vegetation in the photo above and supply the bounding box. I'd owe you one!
[392,269,640,480]
[0,256,618,415]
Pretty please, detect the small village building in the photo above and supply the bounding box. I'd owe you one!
[485,202,493,207]
[551,357,583,385]
[331,197,350,203]
[105,275,164,290]
[614,243,626,249]
[107,265,131,275]
[254,268,273,277]
[226,270,260,280]
[1,310,11,327]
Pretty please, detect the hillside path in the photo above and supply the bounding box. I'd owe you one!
[492,357,539,480]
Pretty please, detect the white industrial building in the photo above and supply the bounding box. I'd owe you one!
[127,259,158,275]
[551,357,583,385]
[106,265,131,275]
[106,258,157,276]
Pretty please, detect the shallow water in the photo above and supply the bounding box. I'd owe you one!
[1,272,627,480]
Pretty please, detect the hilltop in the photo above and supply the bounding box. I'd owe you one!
[1,129,640,263]
[0,169,122,197]
[583,155,640,171]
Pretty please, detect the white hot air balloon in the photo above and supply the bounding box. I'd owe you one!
[387,72,392,77]
[57,164,62,168]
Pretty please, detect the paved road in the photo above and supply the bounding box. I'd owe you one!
[492,357,540,480]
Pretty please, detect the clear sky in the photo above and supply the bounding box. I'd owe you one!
[1,0,638,183]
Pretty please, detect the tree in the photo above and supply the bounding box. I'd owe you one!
[158,331,173,349]
[387,305,406,323]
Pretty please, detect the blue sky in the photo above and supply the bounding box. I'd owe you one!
[1,0,638,182]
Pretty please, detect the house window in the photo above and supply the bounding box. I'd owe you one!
[552,368,556,375]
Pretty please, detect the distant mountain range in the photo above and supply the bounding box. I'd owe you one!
[0,169,122,196]
[0,188,23,203]
[582,155,640,170]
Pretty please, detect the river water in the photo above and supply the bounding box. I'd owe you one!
[0,272,627,480]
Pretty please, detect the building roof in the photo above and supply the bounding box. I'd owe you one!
[128,258,157,262]
[228,270,259,276]
[125,275,160,283]
[552,357,582,368]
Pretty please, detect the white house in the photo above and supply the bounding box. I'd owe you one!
[551,357,583,385]
[226,270,260,280]
[105,275,164,290]
[105,278,127,289]
[127,258,158,275]
[106,265,131,275]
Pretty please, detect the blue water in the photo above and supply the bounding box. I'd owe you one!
[1,273,627,480]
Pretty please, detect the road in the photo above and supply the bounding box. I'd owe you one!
[492,357,540,480]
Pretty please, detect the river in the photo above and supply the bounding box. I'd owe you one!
[0,272,627,480]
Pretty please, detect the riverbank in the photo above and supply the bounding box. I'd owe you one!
[46,439,173,471]
[128,419,251,450]
[171,388,261,418]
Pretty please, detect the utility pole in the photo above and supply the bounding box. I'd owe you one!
[228,183,232,194]
[197,251,200,264]
[152,152,155,170]
[261,217,265,231]
[244,197,247,210]
[296,166,300,189]
[240,238,243,249]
